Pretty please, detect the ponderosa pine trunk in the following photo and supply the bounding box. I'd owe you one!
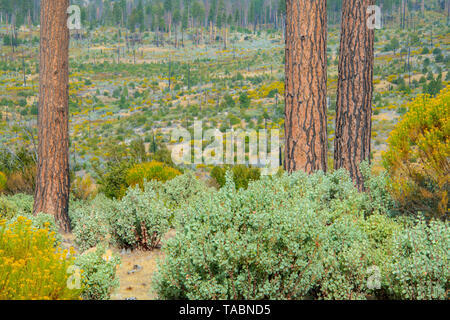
[334,0,374,191]
[34,0,71,232]
[284,0,328,174]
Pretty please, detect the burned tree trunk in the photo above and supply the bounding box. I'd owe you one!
[334,0,375,190]
[284,0,328,174]
[34,0,71,232]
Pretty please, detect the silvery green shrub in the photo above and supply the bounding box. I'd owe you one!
[73,195,116,252]
[154,170,391,300]
[162,171,210,208]
[74,245,121,300]
[360,162,396,216]
[386,218,449,300]
[71,182,172,251]
[111,181,171,249]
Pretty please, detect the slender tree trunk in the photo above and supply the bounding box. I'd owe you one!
[334,0,375,191]
[284,0,328,174]
[34,0,71,232]
[22,47,26,86]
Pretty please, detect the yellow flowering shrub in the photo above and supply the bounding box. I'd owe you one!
[126,161,181,189]
[0,217,81,300]
[258,81,284,99]
[383,86,450,219]
[0,172,6,193]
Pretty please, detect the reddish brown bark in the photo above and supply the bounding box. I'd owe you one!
[34,0,71,232]
[334,0,375,190]
[284,0,328,174]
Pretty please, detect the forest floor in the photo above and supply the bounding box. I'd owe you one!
[110,248,163,300]
[62,229,176,300]
[111,229,176,300]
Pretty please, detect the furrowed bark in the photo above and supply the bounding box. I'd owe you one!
[34,0,71,232]
[334,0,375,191]
[284,0,328,174]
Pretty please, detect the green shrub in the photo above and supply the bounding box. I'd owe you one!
[162,171,210,209]
[211,165,261,190]
[74,245,121,300]
[96,161,131,200]
[155,169,450,300]
[154,170,392,300]
[0,194,34,220]
[0,197,19,220]
[383,87,449,219]
[360,162,397,216]
[72,195,116,252]
[386,218,449,300]
[110,182,171,250]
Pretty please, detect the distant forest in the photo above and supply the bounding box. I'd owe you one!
[0,0,448,32]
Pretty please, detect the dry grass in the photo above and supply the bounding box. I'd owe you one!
[110,229,176,300]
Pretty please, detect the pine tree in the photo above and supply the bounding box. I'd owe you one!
[34,0,71,232]
[284,0,328,174]
[334,0,375,190]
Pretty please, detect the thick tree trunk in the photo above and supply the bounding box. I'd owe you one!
[34,0,71,232]
[284,0,328,174]
[334,0,374,191]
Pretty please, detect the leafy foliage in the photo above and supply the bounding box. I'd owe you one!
[0,194,34,220]
[211,165,261,190]
[72,195,115,252]
[154,169,449,300]
[383,87,450,219]
[74,246,121,300]
[0,217,80,300]
[72,182,172,251]
[112,182,171,250]
[386,218,449,300]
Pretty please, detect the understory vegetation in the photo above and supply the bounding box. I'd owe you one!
[0,86,449,300]
[0,1,449,301]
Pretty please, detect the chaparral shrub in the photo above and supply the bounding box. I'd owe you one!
[72,174,98,201]
[5,166,36,195]
[74,245,121,300]
[0,193,34,220]
[154,169,450,300]
[154,170,396,300]
[211,165,261,190]
[383,87,449,219]
[162,171,210,209]
[96,161,131,200]
[109,181,171,250]
[72,195,116,252]
[0,217,81,300]
[386,218,449,300]
[0,197,20,220]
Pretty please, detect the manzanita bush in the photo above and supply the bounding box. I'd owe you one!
[154,170,449,300]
